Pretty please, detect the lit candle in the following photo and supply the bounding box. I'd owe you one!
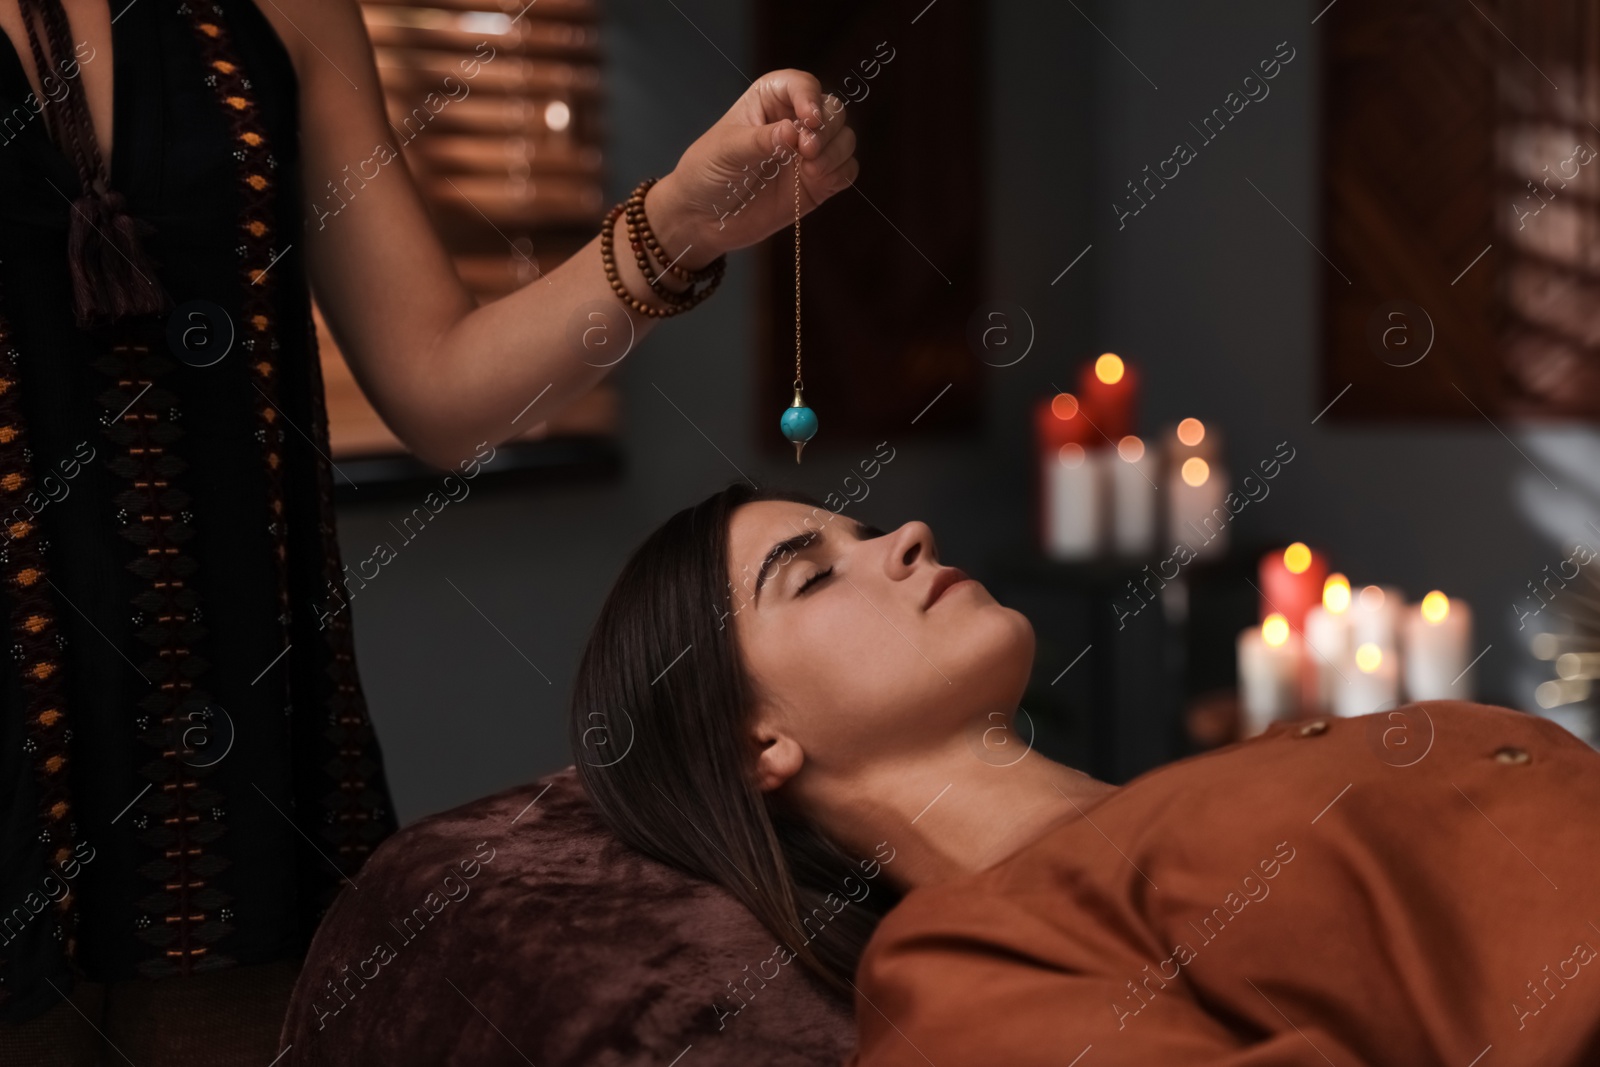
[1258,542,1328,633]
[1302,573,1352,712]
[1078,352,1139,440]
[1036,394,1103,560]
[1348,584,1403,651]
[1402,591,1474,700]
[1175,416,1213,455]
[1334,640,1399,717]
[1036,391,1092,450]
[1167,448,1228,558]
[1238,613,1302,736]
[1109,435,1157,557]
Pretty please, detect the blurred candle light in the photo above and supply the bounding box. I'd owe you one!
[1168,453,1227,559]
[1078,352,1139,439]
[1259,542,1328,632]
[1110,434,1157,557]
[1170,416,1219,464]
[1537,678,1591,709]
[1557,652,1600,679]
[1402,590,1474,700]
[1238,613,1302,736]
[1531,632,1569,660]
[1421,591,1449,623]
[1036,394,1102,560]
[1336,638,1399,717]
[1045,441,1103,559]
[1323,573,1352,613]
[1303,573,1353,712]
[1349,584,1402,651]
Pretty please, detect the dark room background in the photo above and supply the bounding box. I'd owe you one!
[338,0,1594,825]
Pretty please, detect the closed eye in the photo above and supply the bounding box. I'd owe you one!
[798,565,834,595]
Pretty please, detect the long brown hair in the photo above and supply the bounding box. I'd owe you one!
[569,482,901,996]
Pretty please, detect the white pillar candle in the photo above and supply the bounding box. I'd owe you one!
[1335,641,1400,717]
[1237,614,1301,736]
[1168,454,1228,559]
[1110,435,1157,557]
[1348,584,1403,651]
[1302,575,1352,713]
[1044,442,1105,561]
[1403,591,1474,700]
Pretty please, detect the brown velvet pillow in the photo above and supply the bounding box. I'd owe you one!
[280,765,856,1065]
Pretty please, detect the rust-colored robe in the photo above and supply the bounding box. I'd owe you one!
[849,702,1600,1066]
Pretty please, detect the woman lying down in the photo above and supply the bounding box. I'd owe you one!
[569,483,1600,1066]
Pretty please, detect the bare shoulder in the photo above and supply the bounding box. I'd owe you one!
[246,0,373,88]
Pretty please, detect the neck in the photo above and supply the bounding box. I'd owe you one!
[799,735,1118,892]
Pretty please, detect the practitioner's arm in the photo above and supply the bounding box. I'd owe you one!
[264,0,857,468]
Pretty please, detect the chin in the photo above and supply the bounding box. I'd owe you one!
[949,602,1036,703]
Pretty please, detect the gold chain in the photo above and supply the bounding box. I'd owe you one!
[793,151,802,390]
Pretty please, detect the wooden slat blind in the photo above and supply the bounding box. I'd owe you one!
[1322,0,1600,419]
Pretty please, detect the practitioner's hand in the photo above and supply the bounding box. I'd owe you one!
[646,69,858,272]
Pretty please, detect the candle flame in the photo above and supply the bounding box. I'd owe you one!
[1180,456,1210,487]
[1117,435,1145,462]
[1283,542,1312,575]
[1051,393,1080,420]
[1421,591,1450,625]
[1057,443,1086,469]
[1355,643,1383,673]
[1323,573,1351,614]
[1095,353,1125,385]
[1176,417,1205,446]
[1262,613,1290,647]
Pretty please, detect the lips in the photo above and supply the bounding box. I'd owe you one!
[924,567,972,610]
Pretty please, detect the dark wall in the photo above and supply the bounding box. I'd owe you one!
[337,0,1595,826]
[1086,1,1593,736]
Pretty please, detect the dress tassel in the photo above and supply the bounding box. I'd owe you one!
[65,187,170,328]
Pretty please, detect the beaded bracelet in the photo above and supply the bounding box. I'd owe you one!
[599,179,726,318]
[622,202,696,309]
[625,177,723,285]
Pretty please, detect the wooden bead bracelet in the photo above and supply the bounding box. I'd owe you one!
[600,178,726,318]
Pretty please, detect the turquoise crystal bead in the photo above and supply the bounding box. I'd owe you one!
[780,405,818,443]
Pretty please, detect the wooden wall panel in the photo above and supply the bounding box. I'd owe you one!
[1322,0,1600,419]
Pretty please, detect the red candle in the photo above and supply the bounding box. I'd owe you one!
[1258,542,1328,633]
[1078,352,1140,440]
[1035,391,1093,451]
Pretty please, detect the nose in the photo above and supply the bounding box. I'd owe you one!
[883,520,938,580]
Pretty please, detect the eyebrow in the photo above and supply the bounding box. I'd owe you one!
[752,517,882,605]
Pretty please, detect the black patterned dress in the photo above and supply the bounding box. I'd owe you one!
[0,0,397,1022]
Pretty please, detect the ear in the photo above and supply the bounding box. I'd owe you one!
[750,716,805,793]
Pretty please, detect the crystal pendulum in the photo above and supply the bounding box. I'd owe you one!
[779,153,817,463]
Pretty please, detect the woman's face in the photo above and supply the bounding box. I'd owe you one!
[725,500,1035,791]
